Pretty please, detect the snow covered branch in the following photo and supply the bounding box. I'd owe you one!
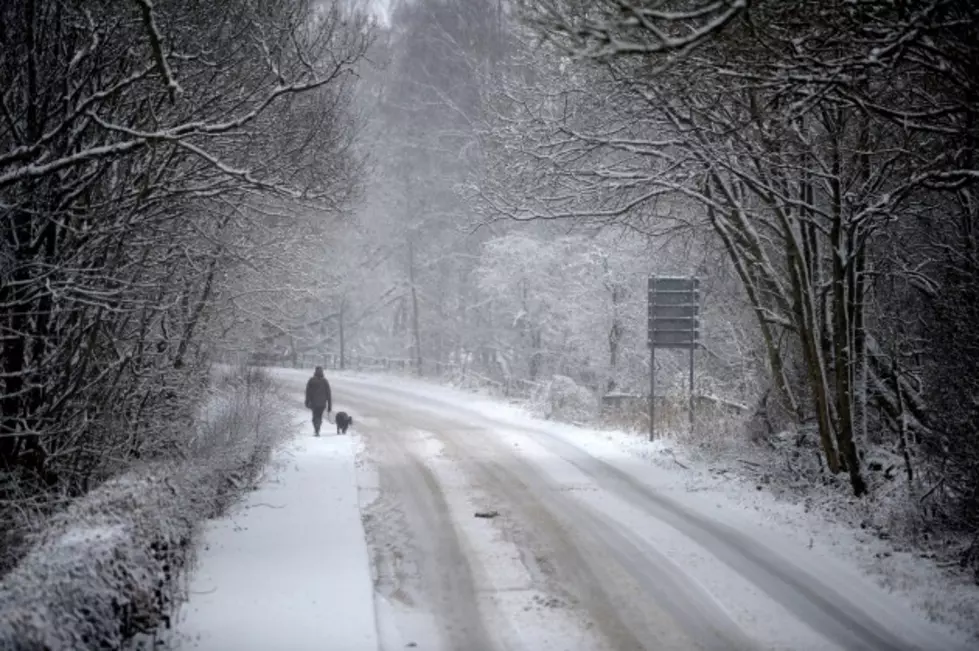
[520,0,747,60]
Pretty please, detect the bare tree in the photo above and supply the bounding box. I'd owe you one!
[475,0,979,507]
[0,0,370,570]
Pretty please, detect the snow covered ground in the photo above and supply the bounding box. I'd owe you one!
[169,410,377,651]
[172,369,978,651]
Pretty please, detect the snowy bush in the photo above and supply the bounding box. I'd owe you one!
[537,375,599,425]
[0,367,287,650]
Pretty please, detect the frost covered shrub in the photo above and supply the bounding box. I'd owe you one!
[0,471,197,650]
[0,366,287,650]
[538,375,598,424]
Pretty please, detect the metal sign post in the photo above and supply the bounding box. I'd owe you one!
[648,276,700,440]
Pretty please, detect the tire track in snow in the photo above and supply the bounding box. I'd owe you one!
[429,434,661,651]
[431,424,754,651]
[354,411,494,651]
[342,383,749,651]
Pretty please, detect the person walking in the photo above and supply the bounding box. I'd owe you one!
[304,366,332,436]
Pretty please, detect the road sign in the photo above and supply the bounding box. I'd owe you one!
[647,277,700,440]
[647,290,697,307]
[650,277,697,292]
[648,277,699,348]
[650,317,698,330]
[650,331,699,347]
[649,304,698,319]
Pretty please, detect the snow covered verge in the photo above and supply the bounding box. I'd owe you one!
[0,366,291,651]
[334,370,979,644]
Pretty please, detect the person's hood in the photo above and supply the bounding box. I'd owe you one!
[314,367,324,377]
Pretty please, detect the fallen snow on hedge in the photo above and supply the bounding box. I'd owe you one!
[0,370,287,650]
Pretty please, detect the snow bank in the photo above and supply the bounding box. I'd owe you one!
[0,368,289,651]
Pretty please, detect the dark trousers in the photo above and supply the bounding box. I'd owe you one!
[311,406,326,433]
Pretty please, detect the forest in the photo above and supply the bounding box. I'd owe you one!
[1,0,978,610]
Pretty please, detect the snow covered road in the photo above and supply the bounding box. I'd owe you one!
[322,373,969,651]
[175,369,972,651]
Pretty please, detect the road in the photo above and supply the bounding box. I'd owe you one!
[281,371,967,651]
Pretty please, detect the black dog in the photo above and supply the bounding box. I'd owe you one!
[335,411,353,435]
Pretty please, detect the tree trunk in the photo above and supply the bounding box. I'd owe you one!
[828,113,866,496]
[408,236,423,376]
[608,281,622,393]
[339,297,346,370]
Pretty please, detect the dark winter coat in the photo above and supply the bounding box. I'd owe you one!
[305,372,332,411]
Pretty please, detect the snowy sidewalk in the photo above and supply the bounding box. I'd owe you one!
[172,418,378,651]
